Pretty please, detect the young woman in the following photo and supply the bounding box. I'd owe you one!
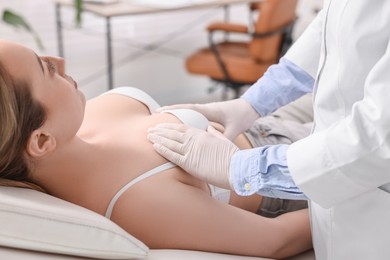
[0,40,311,259]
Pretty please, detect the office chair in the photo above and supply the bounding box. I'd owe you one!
[186,0,298,98]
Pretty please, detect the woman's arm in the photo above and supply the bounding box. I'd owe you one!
[111,169,311,258]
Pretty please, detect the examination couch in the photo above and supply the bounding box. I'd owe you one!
[0,186,315,260]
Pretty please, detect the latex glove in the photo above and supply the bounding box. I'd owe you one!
[148,123,239,190]
[155,98,260,141]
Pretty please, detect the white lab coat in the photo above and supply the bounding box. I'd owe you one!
[285,0,390,259]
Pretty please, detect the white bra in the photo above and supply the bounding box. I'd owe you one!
[101,87,209,219]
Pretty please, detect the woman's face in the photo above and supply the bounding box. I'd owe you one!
[0,40,86,144]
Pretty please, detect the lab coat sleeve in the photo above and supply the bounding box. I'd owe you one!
[287,39,390,209]
[241,9,324,116]
[284,9,324,78]
[230,144,307,200]
[242,58,314,117]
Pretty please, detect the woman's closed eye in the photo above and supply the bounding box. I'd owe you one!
[45,60,57,74]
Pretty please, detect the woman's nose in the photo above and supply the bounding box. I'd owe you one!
[40,55,65,77]
[52,56,65,77]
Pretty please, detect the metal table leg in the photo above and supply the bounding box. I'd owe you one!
[106,16,114,89]
[55,3,64,57]
[223,4,230,41]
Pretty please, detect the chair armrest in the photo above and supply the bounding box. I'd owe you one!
[207,22,248,34]
[252,19,296,38]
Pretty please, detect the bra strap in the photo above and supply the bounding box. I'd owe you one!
[105,162,176,219]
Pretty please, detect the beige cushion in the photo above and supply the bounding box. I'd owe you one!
[0,246,315,260]
[0,186,148,259]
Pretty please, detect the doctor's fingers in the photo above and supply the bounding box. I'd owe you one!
[207,125,228,140]
[149,123,189,132]
[152,142,186,166]
[148,132,188,156]
[148,124,191,144]
[148,123,208,142]
[155,103,197,113]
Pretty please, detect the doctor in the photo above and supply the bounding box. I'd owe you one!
[148,0,390,259]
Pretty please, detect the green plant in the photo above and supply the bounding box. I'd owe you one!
[1,9,44,50]
[1,0,84,50]
[75,0,83,26]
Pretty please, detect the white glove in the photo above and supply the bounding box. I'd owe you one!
[155,98,260,141]
[148,123,239,190]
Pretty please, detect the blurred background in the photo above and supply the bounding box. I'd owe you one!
[0,0,322,105]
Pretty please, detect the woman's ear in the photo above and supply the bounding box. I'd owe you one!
[26,129,56,158]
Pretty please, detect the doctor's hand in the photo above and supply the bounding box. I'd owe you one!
[148,123,239,190]
[155,98,260,141]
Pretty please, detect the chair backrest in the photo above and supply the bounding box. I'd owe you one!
[249,0,298,62]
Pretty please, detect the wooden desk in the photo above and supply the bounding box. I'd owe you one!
[52,0,258,89]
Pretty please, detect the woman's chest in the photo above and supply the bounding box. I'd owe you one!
[81,109,181,171]
[83,97,188,172]
[75,112,185,214]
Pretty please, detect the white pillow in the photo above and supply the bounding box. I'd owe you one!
[0,186,148,259]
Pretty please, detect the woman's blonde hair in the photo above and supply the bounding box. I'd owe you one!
[0,61,46,192]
